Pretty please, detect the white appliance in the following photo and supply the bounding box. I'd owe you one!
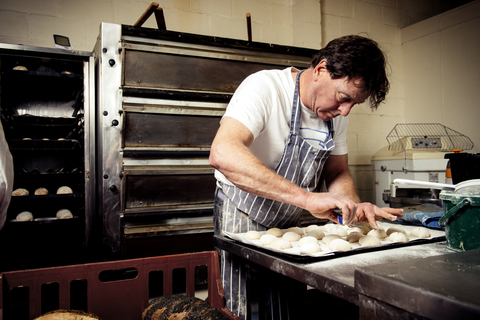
[372,148,448,207]
[371,123,473,208]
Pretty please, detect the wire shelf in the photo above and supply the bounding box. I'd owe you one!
[386,123,474,151]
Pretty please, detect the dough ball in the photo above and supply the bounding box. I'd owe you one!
[56,209,73,219]
[386,226,407,235]
[16,211,33,221]
[300,242,322,254]
[34,187,49,195]
[346,231,363,243]
[12,188,29,196]
[305,225,320,233]
[322,224,338,234]
[245,230,262,240]
[322,234,341,245]
[306,229,325,240]
[259,234,277,246]
[359,235,381,247]
[329,239,352,251]
[359,222,374,231]
[266,228,284,237]
[410,227,431,238]
[286,227,304,236]
[298,236,318,247]
[389,232,409,243]
[57,186,73,194]
[282,231,301,242]
[352,227,369,235]
[270,238,292,250]
[368,228,387,239]
[330,226,348,237]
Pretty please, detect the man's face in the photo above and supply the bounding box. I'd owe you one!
[303,60,367,121]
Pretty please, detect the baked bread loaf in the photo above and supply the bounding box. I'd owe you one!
[56,209,73,219]
[12,188,29,196]
[16,211,34,221]
[34,187,49,195]
[57,186,73,194]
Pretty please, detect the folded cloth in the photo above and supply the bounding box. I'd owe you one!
[393,203,445,230]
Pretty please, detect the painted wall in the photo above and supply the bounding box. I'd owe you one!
[0,0,467,203]
[402,1,480,155]
[319,0,466,201]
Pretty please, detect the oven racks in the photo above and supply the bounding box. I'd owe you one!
[386,123,474,151]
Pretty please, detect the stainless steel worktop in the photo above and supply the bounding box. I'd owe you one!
[214,235,453,306]
[356,248,480,319]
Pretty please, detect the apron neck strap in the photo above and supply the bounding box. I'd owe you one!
[290,70,303,135]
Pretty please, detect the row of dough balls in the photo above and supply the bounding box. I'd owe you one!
[15,209,73,221]
[245,224,431,253]
[12,186,73,196]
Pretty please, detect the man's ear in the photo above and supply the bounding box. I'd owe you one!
[313,59,328,79]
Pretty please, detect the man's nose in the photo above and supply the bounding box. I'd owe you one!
[338,102,354,116]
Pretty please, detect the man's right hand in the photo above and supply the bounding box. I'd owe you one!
[304,192,357,225]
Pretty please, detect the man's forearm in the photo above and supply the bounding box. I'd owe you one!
[209,118,310,209]
[326,170,361,203]
[322,154,361,204]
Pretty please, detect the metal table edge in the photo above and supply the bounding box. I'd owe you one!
[213,235,359,305]
[354,251,480,319]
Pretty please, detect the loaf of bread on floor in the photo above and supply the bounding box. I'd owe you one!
[142,294,228,320]
[34,309,100,320]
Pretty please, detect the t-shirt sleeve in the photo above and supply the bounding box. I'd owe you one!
[222,73,275,140]
[331,115,349,155]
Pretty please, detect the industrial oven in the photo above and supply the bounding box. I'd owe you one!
[93,23,317,255]
[0,44,95,271]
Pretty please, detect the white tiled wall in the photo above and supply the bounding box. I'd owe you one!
[0,0,462,203]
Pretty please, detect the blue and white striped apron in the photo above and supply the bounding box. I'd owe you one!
[214,70,335,319]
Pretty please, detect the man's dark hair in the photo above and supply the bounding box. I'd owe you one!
[311,35,389,110]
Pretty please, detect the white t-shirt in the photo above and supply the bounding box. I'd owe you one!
[215,67,349,185]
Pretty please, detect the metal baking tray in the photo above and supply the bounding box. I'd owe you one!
[224,221,446,263]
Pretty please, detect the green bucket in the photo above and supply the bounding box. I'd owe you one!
[439,188,480,251]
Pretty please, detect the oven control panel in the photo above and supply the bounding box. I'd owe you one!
[411,137,442,149]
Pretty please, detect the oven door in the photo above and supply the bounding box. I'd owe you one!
[122,158,216,236]
[122,97,225,154]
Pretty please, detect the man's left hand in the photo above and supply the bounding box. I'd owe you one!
[354,203,403,229]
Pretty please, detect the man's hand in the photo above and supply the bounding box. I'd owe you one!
[305,192,357,223]
[306,193,403,229]
[355,203,403,229]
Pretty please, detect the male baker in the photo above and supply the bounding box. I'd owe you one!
[209,35,403,318]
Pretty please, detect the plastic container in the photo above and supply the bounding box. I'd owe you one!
[444,153,480,184]
[439,188,480,251]
[0,251,240,320]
